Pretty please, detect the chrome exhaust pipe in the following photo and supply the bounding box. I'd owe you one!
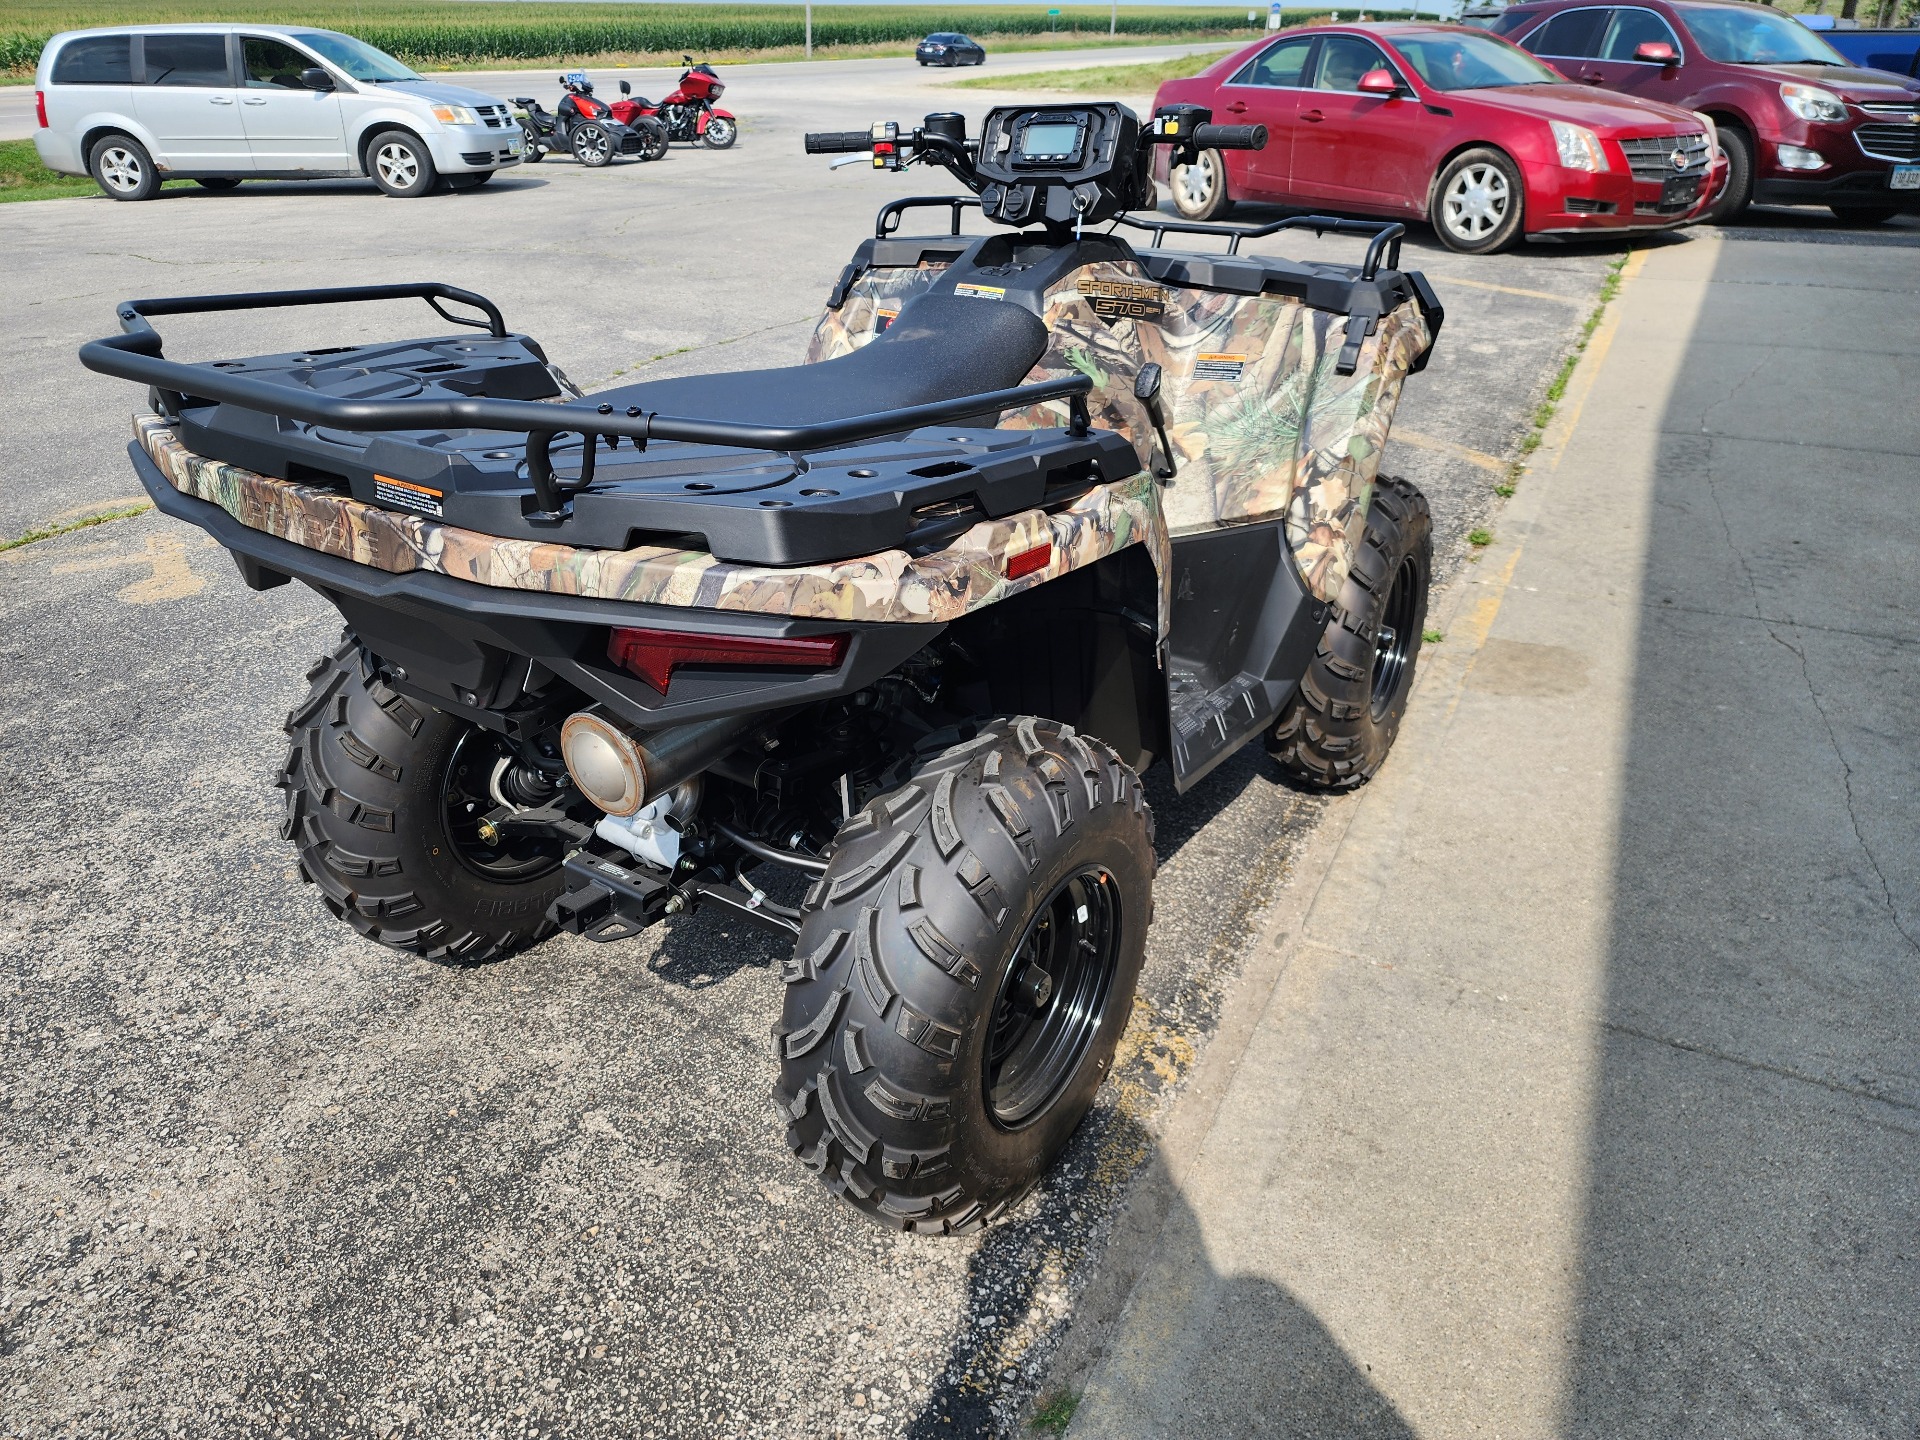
[559,711,755,817]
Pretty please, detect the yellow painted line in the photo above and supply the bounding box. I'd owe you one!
[1427,274,1588,305]
[1390,427,1507,475]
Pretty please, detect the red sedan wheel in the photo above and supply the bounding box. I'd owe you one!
[1431,146,1525,254]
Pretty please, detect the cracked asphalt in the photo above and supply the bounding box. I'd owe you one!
[8,45,1884,1440]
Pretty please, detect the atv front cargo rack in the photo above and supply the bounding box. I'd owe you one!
[79,283,1098,521]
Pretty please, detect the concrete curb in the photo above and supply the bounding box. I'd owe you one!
[1036,245,1648,1426]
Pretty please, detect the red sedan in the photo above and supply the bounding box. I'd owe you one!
[1152,23,1730,252]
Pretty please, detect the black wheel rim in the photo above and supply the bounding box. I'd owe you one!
[440,729,564,881]
[984,867,1122,1129]
[1370,554,1421,722]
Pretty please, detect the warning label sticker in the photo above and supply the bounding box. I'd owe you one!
[373,475,444,517]
[954,283,1006,300]
[1081,279,1167,324]
[1193,353,1247,383]
[877,306,900,332]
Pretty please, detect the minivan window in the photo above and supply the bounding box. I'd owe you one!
[290,31,419,82]
[142,33,231,87]
[1675,4,1846,64]
[244,36,316,88]
[1600,8,1681,60]
[51,34,133,84]
[1522,8,1610,58]
[1232,36,1314,87]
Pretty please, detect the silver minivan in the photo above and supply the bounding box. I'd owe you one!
[33,25,522,199]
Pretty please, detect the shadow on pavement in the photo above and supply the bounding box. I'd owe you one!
[905,1146,1415,1439]
[1568,222,1920,1430]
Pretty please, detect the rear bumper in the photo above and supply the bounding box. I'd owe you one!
[33,130,84,177]
[129,438,931,731]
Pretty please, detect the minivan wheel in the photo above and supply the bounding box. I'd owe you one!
[1270,475,1433,789]
[367,129,437,197]
[775,717,1155,1234]
[1431,146,1524,254]
[1169,147,1233,221]
[89,135,160,201]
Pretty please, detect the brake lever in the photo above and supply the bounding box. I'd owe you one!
[829,152,873,170]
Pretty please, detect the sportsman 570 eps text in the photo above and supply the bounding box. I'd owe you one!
[83,101,1443,1232]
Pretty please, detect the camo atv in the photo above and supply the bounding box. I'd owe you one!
[83,100,1442,1231]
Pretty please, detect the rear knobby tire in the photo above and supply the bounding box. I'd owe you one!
[1269,474,1432,789]
[775,718,1155,1234]
[280,635,566,964]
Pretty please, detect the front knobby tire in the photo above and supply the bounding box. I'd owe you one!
[775,718,1155,1234]
[1270,474,1432,789]
[280,636,566,964]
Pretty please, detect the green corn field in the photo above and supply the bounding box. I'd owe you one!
[2,3,1274,75]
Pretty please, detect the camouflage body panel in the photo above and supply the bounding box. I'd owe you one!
[804,258,1430,604]
[803,261,951,364]
[134,415,1171,635]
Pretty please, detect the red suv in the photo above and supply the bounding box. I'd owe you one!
[1492,0,1920,223]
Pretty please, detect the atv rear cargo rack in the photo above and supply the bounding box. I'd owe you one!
[80,282,1097,520]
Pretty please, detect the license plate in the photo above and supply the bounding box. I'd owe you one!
[1892,166,1920,191]
[1661,174,1701,206]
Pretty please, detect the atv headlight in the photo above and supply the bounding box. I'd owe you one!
[1549,120,1609,173]
[1780,82,1846,123]
[431,104,481,128]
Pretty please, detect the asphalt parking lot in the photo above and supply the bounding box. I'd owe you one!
[7,45,1908,1439]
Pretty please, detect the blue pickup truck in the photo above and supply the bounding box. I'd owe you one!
[1801,23,1920,79]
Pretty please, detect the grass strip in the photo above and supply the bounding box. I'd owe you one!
[946,49,1231,92]
[1497,249,1628,497]
[1029,1389,1079,1434]
[0,503,152,551]
[0,136,96,201]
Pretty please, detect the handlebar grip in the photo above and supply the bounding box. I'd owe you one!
[805,131,873,154]
[1193,123,1268,151]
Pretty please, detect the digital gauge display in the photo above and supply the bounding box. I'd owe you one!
[1019,122,1081,158]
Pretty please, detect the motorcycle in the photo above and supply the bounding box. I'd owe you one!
[515,72,667,167]
[611,56,737,150]
[83,100,1443,1233]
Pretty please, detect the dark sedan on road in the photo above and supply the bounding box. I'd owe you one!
[1153,23,1728,253]
[916,32,986,66]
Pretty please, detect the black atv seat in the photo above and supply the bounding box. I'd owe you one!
[587,293,1049,431]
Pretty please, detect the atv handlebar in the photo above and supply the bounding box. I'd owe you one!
[805,130,875,154]
[1191,123,1266,151]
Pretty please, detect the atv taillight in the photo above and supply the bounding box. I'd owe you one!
[608,627,848,694]
[35,90,48,128]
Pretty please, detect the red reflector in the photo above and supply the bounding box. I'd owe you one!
[1006,542,1052,581]
[607,627,848,695]
[36,90,49,129]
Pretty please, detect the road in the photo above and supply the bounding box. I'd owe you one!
[0,46,1676,1439]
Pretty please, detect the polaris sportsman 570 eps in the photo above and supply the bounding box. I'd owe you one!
[516,73,667,167]
[82,100,1442,1234]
